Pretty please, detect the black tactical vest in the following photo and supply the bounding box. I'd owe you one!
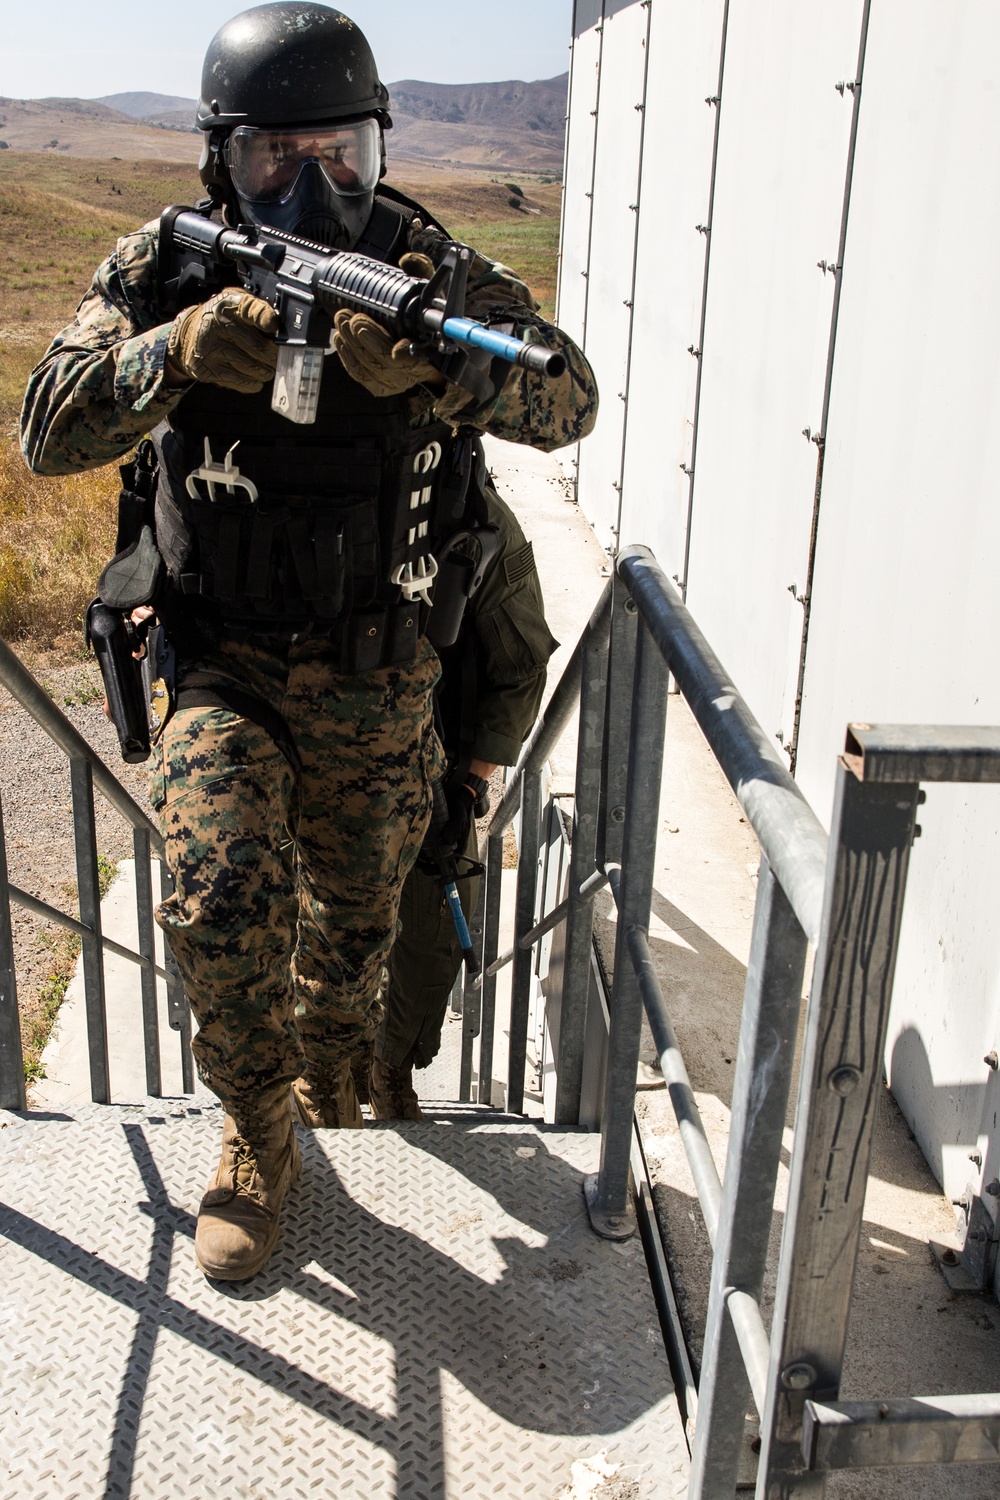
[152,195,472,647]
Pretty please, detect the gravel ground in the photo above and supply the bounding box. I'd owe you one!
[0,647,154,1062]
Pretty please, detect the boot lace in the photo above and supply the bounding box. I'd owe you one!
[300,1071,344,1125]
[227,1134,265,1201]
[376,1061,415,1112]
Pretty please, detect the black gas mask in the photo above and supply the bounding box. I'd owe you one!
[224,117,381,248]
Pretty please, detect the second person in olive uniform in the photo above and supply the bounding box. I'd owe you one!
[368,480,556,1120]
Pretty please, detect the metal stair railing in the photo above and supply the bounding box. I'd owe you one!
[452,580,612,1112]
[0,637,192,1109]
[477,543,1000,1495]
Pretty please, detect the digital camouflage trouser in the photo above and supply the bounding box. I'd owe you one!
[376,819,481,1072]
[150,631,442,1118]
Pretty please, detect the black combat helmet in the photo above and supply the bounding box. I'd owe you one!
[197,3,391,249]
[197,1,389,129]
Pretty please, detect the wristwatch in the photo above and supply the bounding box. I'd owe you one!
[462,772,491,818]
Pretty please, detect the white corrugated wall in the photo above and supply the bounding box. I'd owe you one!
[793,1,1000,1215]
[559,0,1000,1252]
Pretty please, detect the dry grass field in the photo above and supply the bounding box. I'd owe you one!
[0,158,205,643]
[0,153,560,648]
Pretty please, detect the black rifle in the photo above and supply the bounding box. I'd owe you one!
[159,206,566,424]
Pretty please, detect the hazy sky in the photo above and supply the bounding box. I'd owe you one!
[2,1,573,101]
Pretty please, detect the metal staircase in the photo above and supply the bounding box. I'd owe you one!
[4,541,1000,1498]
[0,1094,684,1499]
[0,632,687,1500]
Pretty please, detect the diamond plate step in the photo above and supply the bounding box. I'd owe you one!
[0,1103,688,1499]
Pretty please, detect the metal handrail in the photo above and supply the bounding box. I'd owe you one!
[0,638,162,854]
[605,864,722,1242]
[0,635,190,1108]
[616,546,827,944]
[476,540,1000,1496]
[7,881,171,982]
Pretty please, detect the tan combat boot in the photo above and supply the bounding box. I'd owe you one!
[195,1099,301,1281]
[369,1057,424,1122]
[290,1059,365,1129]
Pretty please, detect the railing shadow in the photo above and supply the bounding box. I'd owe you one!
[0,1112,672,1498]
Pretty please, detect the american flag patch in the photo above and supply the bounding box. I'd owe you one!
[504,542,535,586]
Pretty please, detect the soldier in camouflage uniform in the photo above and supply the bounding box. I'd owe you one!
[20,2,597,1282]
[368,482,556,1121]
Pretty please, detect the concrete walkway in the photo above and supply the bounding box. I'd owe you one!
[33,860,187,1110]
[482,435,610,786]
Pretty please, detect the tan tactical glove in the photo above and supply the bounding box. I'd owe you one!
[166,290,279,393]
[400,251,436,281]
[332,249,480,416]
[333,309,440,397]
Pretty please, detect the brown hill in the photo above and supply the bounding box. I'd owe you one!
[389,75,567,133]
[144,109,198,133]
[387,116,563,174]
[35,98,135,123]
[97,93,198,133]
[0,76,566,175]
[0,100,199,163]
[386,75,566,174]
[97,91,197,119]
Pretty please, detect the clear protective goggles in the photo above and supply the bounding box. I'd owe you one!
[225,117,381,204]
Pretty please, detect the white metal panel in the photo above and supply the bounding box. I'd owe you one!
[615,0,726,580]
[555,2,605,494]
[557,0,604,350]
[683,0,864,751]
[793,0,1000,1206]
[574,0,650,548]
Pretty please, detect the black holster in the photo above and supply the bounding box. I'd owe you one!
[426,526,500,649]
[86,601,150,763]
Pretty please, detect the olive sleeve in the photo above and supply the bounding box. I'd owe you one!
[468,485,559,767]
